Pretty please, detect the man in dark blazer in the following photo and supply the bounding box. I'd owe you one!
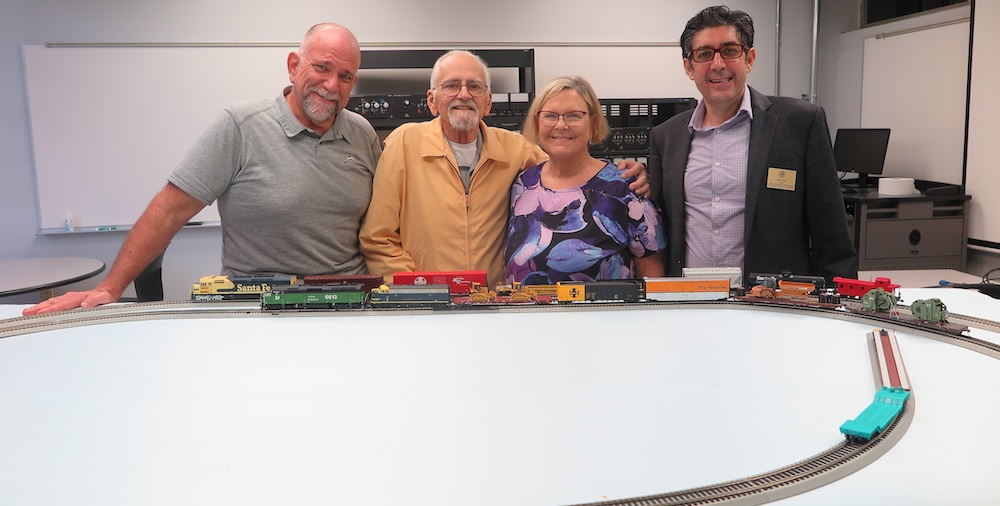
[649,5,857,284]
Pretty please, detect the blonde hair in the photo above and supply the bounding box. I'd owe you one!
[522,76,609,145]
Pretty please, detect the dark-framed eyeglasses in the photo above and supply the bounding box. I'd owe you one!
[538,111,589,126]
[687,44,748,63]
[435,79,489,97]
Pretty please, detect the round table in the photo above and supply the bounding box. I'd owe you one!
[0,256,105,298]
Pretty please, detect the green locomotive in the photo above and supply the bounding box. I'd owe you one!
[261,283,367,309]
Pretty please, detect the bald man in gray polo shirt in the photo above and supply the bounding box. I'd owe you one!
[24,23,380,315]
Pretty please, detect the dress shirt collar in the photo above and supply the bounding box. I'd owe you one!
[688,84,754,132]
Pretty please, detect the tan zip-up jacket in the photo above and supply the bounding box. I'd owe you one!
[360,117,546,287]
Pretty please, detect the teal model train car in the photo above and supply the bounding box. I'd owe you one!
[261,283,367,309]
[840,386,911,443]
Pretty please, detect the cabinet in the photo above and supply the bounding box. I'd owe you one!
[844,189,970,270]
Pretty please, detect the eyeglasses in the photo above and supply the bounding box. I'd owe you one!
[538,111,589,126]
[434,79,489,97]
[687,44,748,63]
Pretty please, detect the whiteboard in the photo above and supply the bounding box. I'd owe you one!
[967,1,1000,246]
[860,21,969,186]
[23,44,695,234]
[23,45,291,233]
[23,44,698,233]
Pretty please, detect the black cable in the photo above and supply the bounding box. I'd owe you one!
[938,267,1000,300]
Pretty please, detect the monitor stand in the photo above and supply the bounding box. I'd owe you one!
[842,173,878,190]
[855,173,875,188]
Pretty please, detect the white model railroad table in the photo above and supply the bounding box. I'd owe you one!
[0,256,105,299]
[0,288,998,505]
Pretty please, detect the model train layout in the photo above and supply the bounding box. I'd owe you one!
[187,261,960,456]
[5,267,999,506]
[188,270,966,334]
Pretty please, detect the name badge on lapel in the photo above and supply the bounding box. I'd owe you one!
[766,167,796,191]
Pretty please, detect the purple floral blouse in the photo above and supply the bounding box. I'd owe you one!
[505,162,666,284]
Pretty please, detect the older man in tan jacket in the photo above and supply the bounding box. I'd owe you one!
[360,50,645,287]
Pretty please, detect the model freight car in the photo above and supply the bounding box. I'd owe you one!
[751,272,826,291]
[682,267,744,290]
[834,276,900,299]
[644,277,730,301]
[392,270,488,295]
[302,274,384,292]
[840,386,911,443]
[556,280,642,303]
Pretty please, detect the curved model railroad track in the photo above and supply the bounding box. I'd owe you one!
[570,397,915,506]
[2,299,998,505]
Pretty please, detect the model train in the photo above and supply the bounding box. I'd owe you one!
[188,270,955,326]
[834,276,901,298]
[189,271,946,449]
[191,274,297,301]
[261,283,368,309]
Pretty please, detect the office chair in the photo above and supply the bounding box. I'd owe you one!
[133,250,165,302]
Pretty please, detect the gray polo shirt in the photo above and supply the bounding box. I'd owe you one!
[169,90,381,277]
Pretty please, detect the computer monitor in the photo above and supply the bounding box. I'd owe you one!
[834,128,891,189]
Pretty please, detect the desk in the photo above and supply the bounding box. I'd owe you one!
[844,189,970,270]
[0,257,105,298]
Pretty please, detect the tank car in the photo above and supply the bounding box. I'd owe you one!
[751,272,826,291]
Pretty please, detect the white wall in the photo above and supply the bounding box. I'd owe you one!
[822,4,970,133]
[817,3,1000,277]
[0,0,813,301]
[860,20,967,185]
